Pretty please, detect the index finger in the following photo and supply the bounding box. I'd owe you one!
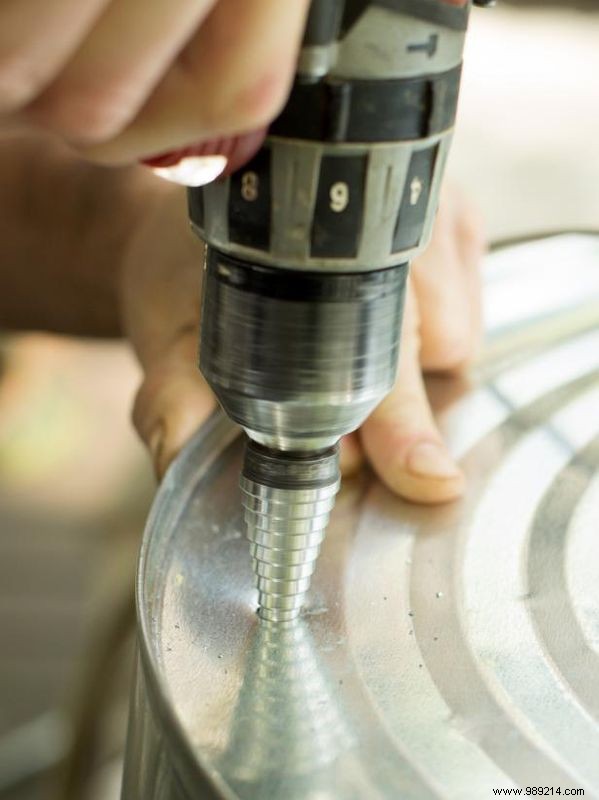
[84,0,311,163]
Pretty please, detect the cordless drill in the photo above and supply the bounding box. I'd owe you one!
[188,0,487,622]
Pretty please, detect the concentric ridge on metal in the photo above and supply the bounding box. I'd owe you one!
[123,235,599,800]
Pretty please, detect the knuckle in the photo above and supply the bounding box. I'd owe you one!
[0,51,47,111]
[132,381,167,478]
[201,65,290,132]
[131,379,154,442]
[33,82,136,144]
[180,44,292,134]
[131,366,168,443]
[236,70,290,127]
[203,80,285,134]
[373,388,424,427]
[460,214,487,261]
[423,328,477,373]
[455,198,487,258]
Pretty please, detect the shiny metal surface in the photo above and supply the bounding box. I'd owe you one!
[200,254,406,451]
[127,235,599,799]
[241,444,340,622]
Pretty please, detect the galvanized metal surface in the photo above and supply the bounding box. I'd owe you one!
[125,235,599,800]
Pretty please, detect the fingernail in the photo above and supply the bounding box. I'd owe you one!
[406,441,461,479]
[152,155,227,187]
[148,422,166,481]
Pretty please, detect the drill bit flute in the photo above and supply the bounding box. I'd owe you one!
[189,0,479,620]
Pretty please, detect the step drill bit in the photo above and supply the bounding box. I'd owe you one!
[241,442,340,621]
[189,1,475,619]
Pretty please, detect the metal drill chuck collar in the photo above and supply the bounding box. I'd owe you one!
[241,441,341,622]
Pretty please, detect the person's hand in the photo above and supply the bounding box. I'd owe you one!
[1,0,468,166]
[0,0,310,162]
[123,181,485,504]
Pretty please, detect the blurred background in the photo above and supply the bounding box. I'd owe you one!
[1,2,599,799]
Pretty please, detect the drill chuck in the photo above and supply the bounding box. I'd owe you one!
[200,249,406,451]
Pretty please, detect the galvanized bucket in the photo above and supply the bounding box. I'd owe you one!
[122,235,599,800]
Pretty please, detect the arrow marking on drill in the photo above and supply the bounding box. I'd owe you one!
[407,34,439,58]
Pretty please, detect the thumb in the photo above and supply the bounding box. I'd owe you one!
[132,327,215,480]
[360,280,464,504]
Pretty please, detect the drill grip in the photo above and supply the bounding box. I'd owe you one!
[190,1,470,271]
